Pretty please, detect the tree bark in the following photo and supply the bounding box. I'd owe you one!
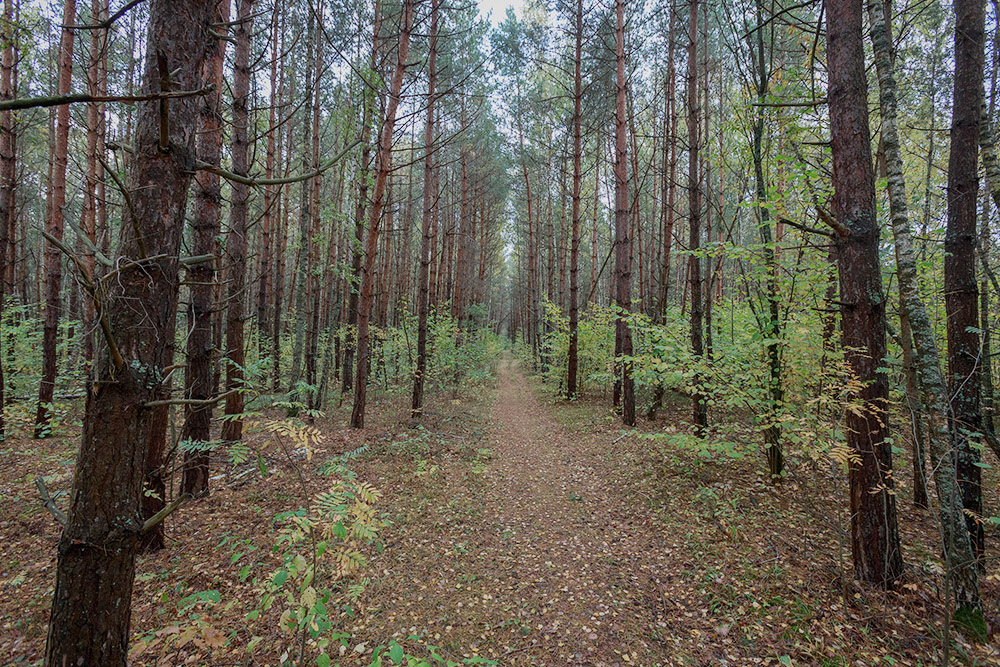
[825,0,903,588]
[0,0,15,439]
[288,8,315,400]
[257,4,279,360]
[412,0,438,418]
[180,0,229,498]
[687,0,707,434]
[749,0,783,477]
[45,1,213,661]
[343,3,381,397]
[220,0,254,443]
[351,0,414,428]
[868,0,978,607]
[945,0,987,562]
[35,0,75,438]
[613,0,635,427]
[566,0,583,399]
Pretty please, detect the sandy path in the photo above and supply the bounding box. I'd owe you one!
[473,357,669,665]
[361,356,675,666]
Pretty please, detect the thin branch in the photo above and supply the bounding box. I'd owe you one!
[195,138,361,187]
[752,98,827,108]
[65,0,147,30]
[34,476,69,528]
[40,230,125,370]
[180,254,215,267]
[0,84,215,112]
[814,206,850,238]
[144,388,240,408]
[778,216,835,238]
[140,494,187,534]
[98,154,146,259]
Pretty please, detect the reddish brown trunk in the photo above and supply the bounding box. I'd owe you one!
[0,0,16,437]
[80,0,106,365]
[45,1,214,661]
[567,0,583,398]
[257,5,279,357]
[304,16,323,391]
[658,22,677,319]
[180,0,229,497]
[945,0,987,559]
[35,0,75,437]
[271,59,292,392]
[343,3,381,396]
[825,0,903,587]
[221,0,254,443]
[614,0,635,426]
[687,0,707,432]
[351,0,414,428]
[412,0,437,417]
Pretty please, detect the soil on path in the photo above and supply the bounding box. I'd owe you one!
[360,356,678,666]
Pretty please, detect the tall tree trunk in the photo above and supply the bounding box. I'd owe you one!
[567,0,583,399]
[289,9,315,399]
[750,0,783,477]
[868,0,979,607]
[257,5,279,360]
[945,0,987,561]
[412,0,438,418]
[45,1,213,661]
[35,0,75,438]
[180,0,229,498]
[305,10,323,392]
[825,0,903,588]
[0,0,16,439]
[343,3,381,396]
[687,0,707,433]
[658,17,677,318]
[221,0,254,443]
[80,0,106,366]
[613,0,635,426]
[351,0,414,428]
[271,63,292,392]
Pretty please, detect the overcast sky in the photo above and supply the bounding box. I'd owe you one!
[476,0,525,25]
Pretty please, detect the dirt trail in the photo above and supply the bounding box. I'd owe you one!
[366,356,676,666]
[481,357,668,664]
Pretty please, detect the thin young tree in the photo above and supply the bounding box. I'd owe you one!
[412,0,439,418]
[748,0,782,476]
[35,0,75,437]
[613,0,635,426]
[351,0,415,428]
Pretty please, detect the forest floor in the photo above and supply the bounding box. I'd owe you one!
[3,355,1000,665]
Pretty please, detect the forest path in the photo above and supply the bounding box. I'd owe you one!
[363,355,680,666]
[478,355,671,664]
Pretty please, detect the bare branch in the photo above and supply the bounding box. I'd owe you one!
[0,84,216,112]
[143,388,240,408]
[65,0,147,30]
[195,138,361,187]
[140,494,188,534]
[34,476,69,528]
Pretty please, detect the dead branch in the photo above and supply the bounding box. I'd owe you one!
[34,476,69,528]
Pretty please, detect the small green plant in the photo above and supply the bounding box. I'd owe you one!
[247,475,385,666]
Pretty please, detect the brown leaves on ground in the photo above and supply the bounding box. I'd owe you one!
[3,357,1000,665]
